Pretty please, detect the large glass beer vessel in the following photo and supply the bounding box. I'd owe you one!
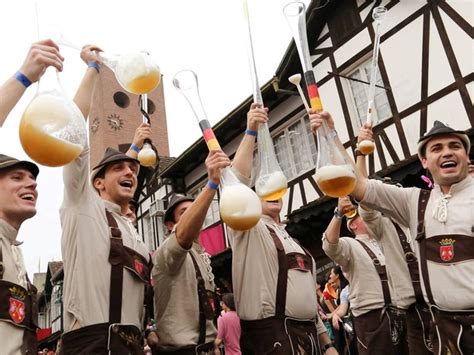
[173,69,262,230]
[137,94,158,167]
[19,67,86,167]
[242,0,288,201]
[284,1,357,198]
[358,6,388,155]
[100,52,161,95]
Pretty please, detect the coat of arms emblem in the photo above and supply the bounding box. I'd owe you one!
[439,238,455,262]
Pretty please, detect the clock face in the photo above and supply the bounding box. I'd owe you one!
[90,117,100,134]
[107,113,124,131]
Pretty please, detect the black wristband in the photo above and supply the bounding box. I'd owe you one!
[322,342,336,353]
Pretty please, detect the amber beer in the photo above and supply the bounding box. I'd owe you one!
[137,146,157,167]
[358,140,375,155]
[125,71,161,95]
[315,165,357,198]
[256,171,288,201]
[219,184,262,231]
[20,94,83,167]
[344,206,358,219]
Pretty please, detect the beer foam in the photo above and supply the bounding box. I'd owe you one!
[219,183,262,230]
[256,171,288,197]
[116,53,160,90]
[315,164,356,181]
[137,148,156,167]
[358,140,375,154]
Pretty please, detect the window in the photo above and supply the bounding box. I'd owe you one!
[51,283,63,333]
[345,58,392,129]
[142,213,166,251]
[272,114,318,180]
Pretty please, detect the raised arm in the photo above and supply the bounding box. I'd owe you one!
[126,122,153,159]
[73,45,102,119]
[232,103,268,178]
[175,150,230,249]
[0,39,64,126]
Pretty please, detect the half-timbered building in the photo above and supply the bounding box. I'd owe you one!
[136,0,473,285]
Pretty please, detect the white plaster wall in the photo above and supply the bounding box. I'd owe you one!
[379,1,426,37]
[382,15,423,112]
[447,0,473,26]
[334,28,372,67]
[427,90,471,130]
[440,9,474,78]
[428,15,455,96]
[313,57,332,83]
[401,111,421,156]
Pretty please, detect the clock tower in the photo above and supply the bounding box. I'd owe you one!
[88,66,169,168]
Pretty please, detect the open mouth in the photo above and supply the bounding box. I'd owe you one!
[20,193,35,202]
[119,180,133,189]
[440,160,457,170]
[267,200,280,204]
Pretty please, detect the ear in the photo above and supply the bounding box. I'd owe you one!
[165,221,175,233]
[421,157,428,169]
[93,178,105,193]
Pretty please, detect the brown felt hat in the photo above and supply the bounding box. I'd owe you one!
[164,194,195,223]
[91,147,139,182]
[417,121,470,159]
[0,154,39,178]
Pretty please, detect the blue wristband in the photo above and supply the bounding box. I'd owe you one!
[207,180,219,190]
[14,71,32,88]
[88,61,100,73]
[130,144,141,153]
[245,129,257,137]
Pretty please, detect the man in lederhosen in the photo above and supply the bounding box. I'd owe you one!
[59,46,153,354]
[150,149,230,354]
[0,155,40,354]
[313,112,473,354]
[323,197,410,354]
[0,38,64,354]
[354,127,433,354]
[228,104,337,355]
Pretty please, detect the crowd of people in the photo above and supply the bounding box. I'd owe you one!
[0,39,472,355]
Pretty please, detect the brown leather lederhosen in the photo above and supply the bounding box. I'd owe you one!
[391,221,433,354]
[0,244,38,354]
[240,226,322,355]
[60,210,151,355]
[353,239,409,355]
[153,250,216,355]
[415,190,474,355]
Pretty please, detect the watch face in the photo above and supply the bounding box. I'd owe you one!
[90,117,100,134]
[107,113,124,131]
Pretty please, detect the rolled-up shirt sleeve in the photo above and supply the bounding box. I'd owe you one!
[322,235,352,269]
[362,179,417,228]
[153,232,190,276]
[62,144,91,208]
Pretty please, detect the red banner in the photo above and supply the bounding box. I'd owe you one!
[199,224,225,256]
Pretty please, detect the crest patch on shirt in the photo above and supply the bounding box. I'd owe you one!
[439,238,455,262]
[8,286,26,324]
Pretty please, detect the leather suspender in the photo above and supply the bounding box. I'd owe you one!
[391,221,425,304]
[266,226,289,319]
[189,252,208,345]
[415,190,435,305]
[356,239,392,306]
[106,210,125,324]
[0,244,3,280]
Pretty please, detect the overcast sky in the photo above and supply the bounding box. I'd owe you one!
[0,0,311,277]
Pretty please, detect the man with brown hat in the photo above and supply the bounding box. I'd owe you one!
[151,149,230,354]
[0,154,40,354]
[59,48,153,353]
[311,112,473,354]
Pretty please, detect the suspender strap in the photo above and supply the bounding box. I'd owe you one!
[415,189,435,305]
[356,240,392,306]
[189,252,207,345]
[266,226,288,319]
[106,210,124,324]
[391,221,425,304]
[0,244,3,280]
